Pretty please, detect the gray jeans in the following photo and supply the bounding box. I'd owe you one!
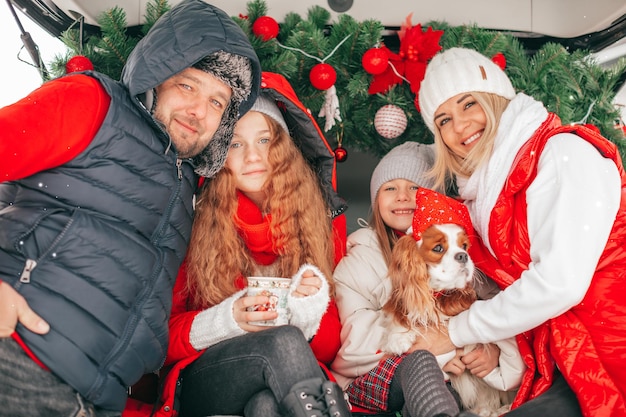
[0,337,120,417]
[179,325,326,417]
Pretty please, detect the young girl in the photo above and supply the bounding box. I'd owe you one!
[331,142,497,417]
[154,72,350,417]
[417,47,626,416]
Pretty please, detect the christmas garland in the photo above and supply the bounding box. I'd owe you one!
[50,0,626,161]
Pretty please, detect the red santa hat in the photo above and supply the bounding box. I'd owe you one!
[410,188,474,241]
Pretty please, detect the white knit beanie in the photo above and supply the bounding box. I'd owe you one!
[370,142,436,206]
[249,95,289,133]
[418,47,516,133]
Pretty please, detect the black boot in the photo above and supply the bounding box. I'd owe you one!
[281,377,352,417]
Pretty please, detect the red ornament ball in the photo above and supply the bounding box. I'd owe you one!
[362,47,388,75]
[374,104,407,140]
[65,55,94,73]
[491,52,506,70]
[309,63,337,90]
[334,146,348,163]
[252,16,279,41]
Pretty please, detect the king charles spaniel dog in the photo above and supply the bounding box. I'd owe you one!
[381,189,523,417]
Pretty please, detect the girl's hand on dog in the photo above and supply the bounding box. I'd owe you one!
[442,343,500,377]
[463,343,500,378]
[442,348,466,376]
[292,269,322,298]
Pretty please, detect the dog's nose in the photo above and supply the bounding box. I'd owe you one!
[455,252,468,264]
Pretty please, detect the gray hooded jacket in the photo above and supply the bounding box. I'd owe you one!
[0,0,260,410]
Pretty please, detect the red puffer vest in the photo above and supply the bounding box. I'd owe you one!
[469,114,626,417]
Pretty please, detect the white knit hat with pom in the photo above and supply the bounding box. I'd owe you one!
[370,141,436,206]
[418,47,516,133]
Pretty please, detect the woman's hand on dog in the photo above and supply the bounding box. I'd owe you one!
[407,325,456,355]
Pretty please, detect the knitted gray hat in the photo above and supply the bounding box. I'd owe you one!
[249,95,289,132]
[418,47,516,133]
[370,142,436,206]
[191,50,254,178]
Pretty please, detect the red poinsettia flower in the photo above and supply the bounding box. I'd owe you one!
[368,15,443,109]
[404,60,427,94]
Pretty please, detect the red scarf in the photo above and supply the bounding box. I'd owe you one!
[234,191,280,266]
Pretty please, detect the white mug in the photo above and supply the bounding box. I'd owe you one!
[246,276,292,326]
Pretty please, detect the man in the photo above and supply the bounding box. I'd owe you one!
[0,0,260,415]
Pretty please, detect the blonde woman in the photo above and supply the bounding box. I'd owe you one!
[418,47,626,417]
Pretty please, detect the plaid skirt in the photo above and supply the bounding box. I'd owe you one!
[345,355,405,412]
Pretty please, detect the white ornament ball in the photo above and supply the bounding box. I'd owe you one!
[374,104,408,139]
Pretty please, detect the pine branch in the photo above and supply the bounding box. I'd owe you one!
[95,6,137,79]
[304,5,331,28]
[245,0,268,21]
[143,0,170,34]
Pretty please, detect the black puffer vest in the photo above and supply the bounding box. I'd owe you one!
[0,72,196,410]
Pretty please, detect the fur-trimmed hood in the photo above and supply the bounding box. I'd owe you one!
[121,0,261,177]
[257,72,348,217]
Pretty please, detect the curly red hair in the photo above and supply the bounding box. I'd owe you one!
[185,114,335,308]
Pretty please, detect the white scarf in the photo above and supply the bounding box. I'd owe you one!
[457,93,548,254]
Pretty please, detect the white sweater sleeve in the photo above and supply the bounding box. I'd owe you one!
[449,133,621,346]
[189,289,247,350]
[287,264,330,340]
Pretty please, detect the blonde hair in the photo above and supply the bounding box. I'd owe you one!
[185,114,335,308]
[430,92,511,191]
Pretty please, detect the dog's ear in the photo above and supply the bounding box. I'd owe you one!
[384,235,437,327]
[387,235,428,293]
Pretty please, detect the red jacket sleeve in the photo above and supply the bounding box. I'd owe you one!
[332,214,347,265]
[165,261,203,366]
[0,74,110,181]
[309,214,347,366]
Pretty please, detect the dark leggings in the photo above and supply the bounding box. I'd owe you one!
[179,325,325,417]
[388,350,460,417]
[505,372,582,417]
